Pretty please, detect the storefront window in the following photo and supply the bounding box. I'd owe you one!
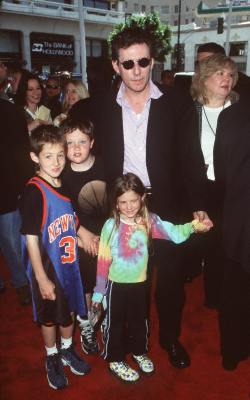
[92,40,102,57]
[229,42,247,57]
[83,0,109,9]
[86,39,91,57]
[86,38,105,57]
[0,30,21,63]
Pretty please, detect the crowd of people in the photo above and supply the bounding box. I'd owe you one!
[0,13,249,391]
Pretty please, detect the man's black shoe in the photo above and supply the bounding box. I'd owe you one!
[204,301,219,310]
[222,352,248,371]
[165,341,191,369]
[222,358,238,371]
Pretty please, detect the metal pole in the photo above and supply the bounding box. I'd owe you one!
[225,0,233,56]
[176,0,182,71]
[78,0,88,84]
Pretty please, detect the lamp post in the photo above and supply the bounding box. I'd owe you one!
[78,0,88,85]
[225,0,233,56]
[176,0,182,71]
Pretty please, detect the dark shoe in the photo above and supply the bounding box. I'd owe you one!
[222,352,248,371]
[165,341,191,369]
[222,358,239,371]
[16,284,31,306]
[45,353,68,390]
[0,281,5,293]
[60,345,91,375]
[204,301,219,310]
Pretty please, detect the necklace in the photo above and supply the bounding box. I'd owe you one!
[202,102,225,136]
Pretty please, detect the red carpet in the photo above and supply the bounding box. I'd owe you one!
[0,255,249,400]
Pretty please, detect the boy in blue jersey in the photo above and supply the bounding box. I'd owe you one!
[19,125,98,390]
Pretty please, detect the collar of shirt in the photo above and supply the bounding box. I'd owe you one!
[116,80,163,111]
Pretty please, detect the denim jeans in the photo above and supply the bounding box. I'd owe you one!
[0,210,28,288]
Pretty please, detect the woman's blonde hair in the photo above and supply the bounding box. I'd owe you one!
[190,54,238,105]
[63,79,89,112]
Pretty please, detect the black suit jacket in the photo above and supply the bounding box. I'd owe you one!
[214,99,250,272]
[0,99,33,214]
[93,87,207,222]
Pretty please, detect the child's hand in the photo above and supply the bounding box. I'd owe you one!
[77,227,99,257]
[91,235,100,256]
[89,303,102,327]
[192,218,213,233]
[91,301,101,309]
[38,277,56,301]
[77,236,83,248]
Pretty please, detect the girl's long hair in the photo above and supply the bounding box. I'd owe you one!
[15,73,44,108]
[109,173,152,245]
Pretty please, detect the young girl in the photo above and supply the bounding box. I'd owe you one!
[92,173,212,383]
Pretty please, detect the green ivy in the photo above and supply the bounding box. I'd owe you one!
[108,12,172,62]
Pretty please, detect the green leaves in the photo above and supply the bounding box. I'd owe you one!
[108,12,172,62]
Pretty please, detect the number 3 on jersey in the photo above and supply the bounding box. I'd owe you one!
[59,236,76,263]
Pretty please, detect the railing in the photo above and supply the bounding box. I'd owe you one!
[1,0,125,23]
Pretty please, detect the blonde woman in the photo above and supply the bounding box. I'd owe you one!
[54,79,89,126]
[189,54,238,309]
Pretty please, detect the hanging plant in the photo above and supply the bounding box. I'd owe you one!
[108,12,172,62]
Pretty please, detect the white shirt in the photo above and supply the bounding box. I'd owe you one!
[116,80,162,187]
[201,100,231,180]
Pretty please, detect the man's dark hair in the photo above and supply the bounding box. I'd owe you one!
[197,42,225,55]
[110,26,155,61]
[60,117,94,141]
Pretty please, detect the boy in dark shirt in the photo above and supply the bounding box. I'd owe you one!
[61,118,107,355]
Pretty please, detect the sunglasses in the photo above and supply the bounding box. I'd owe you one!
[46,84,59,89]
[119,57,151,70]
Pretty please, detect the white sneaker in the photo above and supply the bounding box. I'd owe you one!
[109,361,140,382]
[132,354,155,374]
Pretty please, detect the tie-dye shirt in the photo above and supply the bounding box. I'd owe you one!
[92,213,194,302]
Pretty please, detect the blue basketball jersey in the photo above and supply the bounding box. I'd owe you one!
[23,176,86,321]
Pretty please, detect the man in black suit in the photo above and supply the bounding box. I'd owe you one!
[71,18,209,368]
[0,98,33,305]
[214,99,250,371]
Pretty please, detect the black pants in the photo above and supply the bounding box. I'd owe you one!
[146,192,186,346]
[153,239,186,346]
[102,281,148,362]
[184,180,224,307]
[219,257,250,364]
